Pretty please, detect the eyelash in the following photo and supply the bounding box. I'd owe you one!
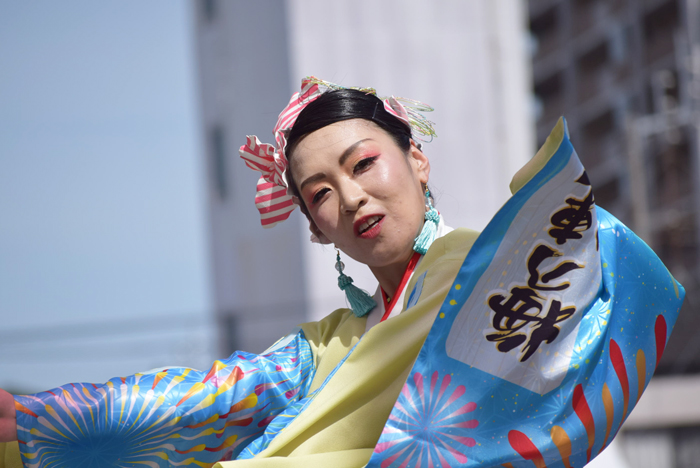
[354,156,378,173]
[312,188,329,204]
[310,156,378,205]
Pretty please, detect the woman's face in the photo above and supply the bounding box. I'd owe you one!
[290,119,430,270]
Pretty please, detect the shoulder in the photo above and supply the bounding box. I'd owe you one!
[401,227,480,312]
[299,307,364,350]
[421,227,480,271]
[298,308,365,384]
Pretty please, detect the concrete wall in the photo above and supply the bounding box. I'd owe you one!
[194,1,308,353]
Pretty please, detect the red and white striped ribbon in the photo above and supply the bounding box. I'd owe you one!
[240,77,418,228]
[239,78,323,227]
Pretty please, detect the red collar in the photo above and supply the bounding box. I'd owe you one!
[379,251,422,322]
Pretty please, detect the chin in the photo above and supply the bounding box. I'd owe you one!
[361,241,415,268]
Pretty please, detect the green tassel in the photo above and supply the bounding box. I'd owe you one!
[336,252,376,317]
[338,274,376,317]
[413,207,439,254]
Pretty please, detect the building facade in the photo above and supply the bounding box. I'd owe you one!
[528,0,700,465]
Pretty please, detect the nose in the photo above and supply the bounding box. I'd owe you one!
[338,179,367,214]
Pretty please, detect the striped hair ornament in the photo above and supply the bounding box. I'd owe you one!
[239,76,437,229]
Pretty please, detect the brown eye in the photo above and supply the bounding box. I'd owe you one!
[312,188,330,204]
[353,156,377,174]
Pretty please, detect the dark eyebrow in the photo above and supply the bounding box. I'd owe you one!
[299,173,326,192]
[338,138,373,166]
[299,138,374,191]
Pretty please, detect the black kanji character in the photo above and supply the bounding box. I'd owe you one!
[486,287,543,353]
[520,299,576,361]
[527,244,583,291]
[548,190,594,245]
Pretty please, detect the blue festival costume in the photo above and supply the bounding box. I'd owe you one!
[5,119,684,468]
[366,118,685,467]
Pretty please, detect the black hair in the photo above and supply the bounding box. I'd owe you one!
[287,89,412,156]
[285,89,413,212]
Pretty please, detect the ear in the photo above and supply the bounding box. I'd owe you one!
[307,217,332,244]
[408,139,431,185]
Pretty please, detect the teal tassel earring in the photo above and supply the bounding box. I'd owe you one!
[413,188,439,255]
[336,250,376,317]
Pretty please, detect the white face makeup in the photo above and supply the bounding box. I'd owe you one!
[290,119,430,275]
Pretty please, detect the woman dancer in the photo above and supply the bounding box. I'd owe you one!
[0,77,684,468]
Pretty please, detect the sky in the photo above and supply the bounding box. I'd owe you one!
[0,1,211,391]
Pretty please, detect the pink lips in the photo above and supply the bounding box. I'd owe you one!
[354,214,385,239]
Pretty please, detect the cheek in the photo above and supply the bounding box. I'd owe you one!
[365,164,400,195]
[376,161,423,207]
[382,156,420,189]
[309,202,340,234]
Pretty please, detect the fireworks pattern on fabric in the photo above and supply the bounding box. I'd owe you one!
[374,371,478,467]
[14,332,314,468]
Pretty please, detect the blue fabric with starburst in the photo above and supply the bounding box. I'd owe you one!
[14,330,314,467]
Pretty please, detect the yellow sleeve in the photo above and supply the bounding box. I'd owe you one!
[0,442,23,468]
[509,117,566,194]
[299,308,366,393]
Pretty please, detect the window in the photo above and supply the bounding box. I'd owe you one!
[210,126,228,201]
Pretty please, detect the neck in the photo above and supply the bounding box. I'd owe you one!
[369,250,416,299]
[370,216,443,298]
